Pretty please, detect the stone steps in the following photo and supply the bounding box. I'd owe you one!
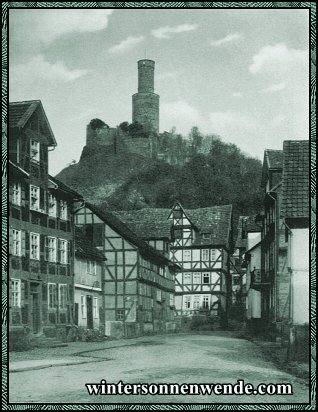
[30,335,68,349]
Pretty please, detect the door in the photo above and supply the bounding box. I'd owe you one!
[30,292,40,333]
[86,296,93,329]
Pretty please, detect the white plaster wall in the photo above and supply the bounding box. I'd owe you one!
[291,228,309,325]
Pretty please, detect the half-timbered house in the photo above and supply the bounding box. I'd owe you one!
[260,141,309,357]
[74,203,177,338]
[116,202,233,327]
[168,202,232,325]
[8,100,82,344]
[74,227,106,331]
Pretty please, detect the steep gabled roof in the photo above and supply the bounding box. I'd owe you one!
[235,215,261,249]
[116,204,232,247]
[186,205,232,246]
[261,149,283,187]
[9,100,57,146]
[75,226,106,261]
[114,208,171,239]
[281,140,309,219]
[86,203,178,268]
[49,175,83,199]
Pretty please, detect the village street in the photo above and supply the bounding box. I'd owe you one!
[9,332,310,404]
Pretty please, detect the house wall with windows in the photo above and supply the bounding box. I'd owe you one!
[168,202,232,327]
[8,101,81,341]
[74,204,176,338]
[74,257,103,330]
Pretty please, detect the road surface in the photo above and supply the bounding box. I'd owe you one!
[9,332,309,404]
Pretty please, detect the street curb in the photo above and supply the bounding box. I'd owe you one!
[9,357,106,373]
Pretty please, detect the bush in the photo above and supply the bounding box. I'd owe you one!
[9,326,31,352]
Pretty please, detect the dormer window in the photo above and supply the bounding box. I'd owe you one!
[30,139,40,162]
[202,233,211,240]
[30,185,40,210]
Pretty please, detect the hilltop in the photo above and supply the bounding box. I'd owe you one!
[56,131,263,221]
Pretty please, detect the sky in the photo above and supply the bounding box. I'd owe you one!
[9,8,309,175]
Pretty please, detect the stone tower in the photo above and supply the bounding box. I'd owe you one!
[132,59,159,133]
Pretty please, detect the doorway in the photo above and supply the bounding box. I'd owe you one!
[30,287,40,333]
[86,296,93,329]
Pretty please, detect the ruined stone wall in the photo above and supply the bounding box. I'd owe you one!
[86,124,117,146]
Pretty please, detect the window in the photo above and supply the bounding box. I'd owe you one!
[202,295,209,310]
[173,210,182,219]
[48,283,57,309]
[202,233,211,240]
[30,139,40,162]
[203,273,210,284]
[11,279,21,307]
[173,229,182,239]
[48,194,57,217]
[45,237,57,262]
[93,297,98,318]
[193,273,201,284]
[12,229,21,256]
[156,289,162,302]
[81,295,86,318]
[60,200,68,220]
[12,183,21,206]
[59,239,68,264]
[193,295,200,309]
[183,250,191,261]
[30,233,40,260]
[30,185,40,211]
[184,273,192,284]
[116,309,124,321]
[211,249,216,261]
[184,296,191,309]
[59,284,67,310]
[202,249,209,261]
[169,293,174,307]
[87,260,96,275]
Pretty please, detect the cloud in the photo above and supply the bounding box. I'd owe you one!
[210,33,242,47]
[270,115,286,127]
[10,55,88,83]
[232,92,243,98]
[31,10,113,44]
[157,71,181,81]
[261,82,286,93]
[249,43,308,74]
[161,100,206,135]
[151,24,197,39]
[108,36,144,53]
[161,100,258,139]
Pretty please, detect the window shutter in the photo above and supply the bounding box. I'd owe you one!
[9,228,13,255]
[24,184,29,208]
[21,184,26,207]
[44,236,48,261]
[54,284,58,308]
[57,239,61,263]
[25,232,30,256]
[68,240,72,264]
[40,235,45,256]
[21,280,25,307]
[21,230,26,256]
[40,188,46,211]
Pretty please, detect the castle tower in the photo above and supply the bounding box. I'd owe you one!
[132,59,159,133]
